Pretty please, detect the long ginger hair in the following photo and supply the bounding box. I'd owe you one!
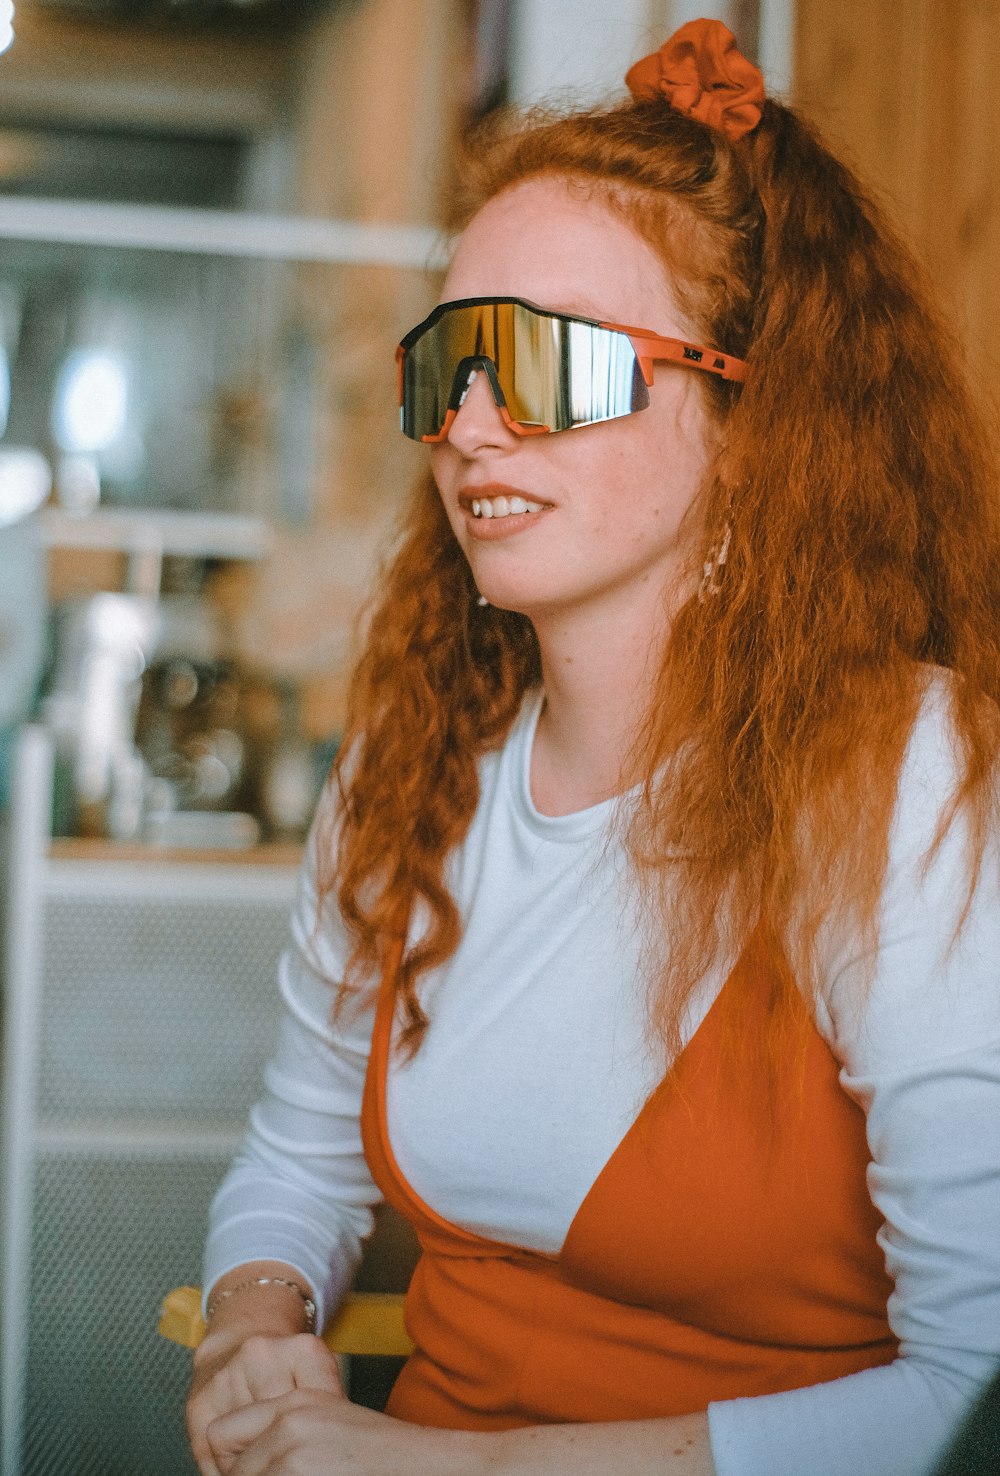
[323,95,1000,1058]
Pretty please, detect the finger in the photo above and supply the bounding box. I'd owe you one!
[187,1394,225,1476]
[193,1333,336,1452]
[232,1333,343,1401]
[191,1372,266,1476]
[289,1338,344,1395]
[187,1363,259,1472]
[191,1439,222,1476]
[236,1335,311,1402]
[207,1395,288,1474]
[191,1336,342,1473]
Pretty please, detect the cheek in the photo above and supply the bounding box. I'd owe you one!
[590,433,671,524]
[428,449,470,544]
[428,446,450,495]
[429,448,460,517]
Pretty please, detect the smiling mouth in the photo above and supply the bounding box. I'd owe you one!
[470,493,548,519]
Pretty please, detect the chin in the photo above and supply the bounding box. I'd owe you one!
[483,587,571,621]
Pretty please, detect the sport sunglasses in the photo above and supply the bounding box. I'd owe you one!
[396,295,748,443]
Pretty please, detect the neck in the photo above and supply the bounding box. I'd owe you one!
[528,584,676,817]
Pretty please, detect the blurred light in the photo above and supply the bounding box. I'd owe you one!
[53,348,130,453]
[0,447,51,528]
[0,345,9,436]
[56,452,101,515]
[0,3,14,56]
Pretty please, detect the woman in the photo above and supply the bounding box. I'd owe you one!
[187,20,1000,1476]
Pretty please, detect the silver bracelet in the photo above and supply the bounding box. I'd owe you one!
[205,1275,317,1333]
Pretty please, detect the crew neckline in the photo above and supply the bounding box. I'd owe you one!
[508,688,625,843]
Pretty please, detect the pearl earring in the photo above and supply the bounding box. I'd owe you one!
[698,523,731,603]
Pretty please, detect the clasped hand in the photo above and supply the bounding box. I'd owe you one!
[187,1328,473,1476]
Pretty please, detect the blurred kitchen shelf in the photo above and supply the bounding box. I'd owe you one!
[0,195,449,268]
[40,506,272,560]
[47,837,304,867]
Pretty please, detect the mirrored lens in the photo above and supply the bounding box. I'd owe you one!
[400,300,647,440]
[561,317,648,428]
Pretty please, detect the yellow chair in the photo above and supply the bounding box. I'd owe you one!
[158,1285,414,1357]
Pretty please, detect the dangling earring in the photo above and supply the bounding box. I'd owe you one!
[698,522,731,603]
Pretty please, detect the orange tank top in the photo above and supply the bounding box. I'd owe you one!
[360,945,897,1430]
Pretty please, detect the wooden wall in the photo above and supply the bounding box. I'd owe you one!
[795,0,1000,391]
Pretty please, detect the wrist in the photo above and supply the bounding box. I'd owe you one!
[193,1302,303,1362]
[197,1263,319,1364]
[206,1272,317,1334]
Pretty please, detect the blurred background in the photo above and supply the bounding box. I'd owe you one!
[0,0,996,1472]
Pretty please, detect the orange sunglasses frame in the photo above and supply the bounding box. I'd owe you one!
[395,297,748,443]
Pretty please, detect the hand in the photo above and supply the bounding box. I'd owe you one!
[187,1327,343,1476]
[206,1387,475,1476]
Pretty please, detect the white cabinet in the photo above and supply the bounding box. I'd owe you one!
[1,727,300,1475]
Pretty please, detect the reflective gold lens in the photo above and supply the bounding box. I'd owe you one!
[399,299,647,441]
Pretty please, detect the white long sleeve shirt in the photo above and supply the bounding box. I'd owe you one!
[205,678,1000,1476]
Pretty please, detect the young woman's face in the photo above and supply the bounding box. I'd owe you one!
[430,175,719,626]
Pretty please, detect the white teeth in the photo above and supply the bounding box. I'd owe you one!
[471,495,547,519]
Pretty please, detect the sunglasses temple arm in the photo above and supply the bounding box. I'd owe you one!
[395,344,406,406]
[605,325,748,384]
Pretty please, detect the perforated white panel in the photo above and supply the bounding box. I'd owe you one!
[37,887,293,1123]
[24,1153,226,1476]
[6,853,299,1476]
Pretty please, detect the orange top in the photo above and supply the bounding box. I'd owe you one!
[360,945,897,1430]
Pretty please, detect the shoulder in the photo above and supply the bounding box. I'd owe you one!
[285,777,355,990]
[890,666,967,854]
[884,666,1000,928]
[817,667,1000,1073]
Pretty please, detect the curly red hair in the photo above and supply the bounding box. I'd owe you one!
[321,96,1000,1060]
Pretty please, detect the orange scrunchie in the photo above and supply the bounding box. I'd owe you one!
[625,18,765,143]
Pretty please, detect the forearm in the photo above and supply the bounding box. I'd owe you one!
[202,916,381,1329]
[454,1412,715,1476]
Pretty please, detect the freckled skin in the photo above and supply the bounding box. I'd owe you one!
[429,176,719,631]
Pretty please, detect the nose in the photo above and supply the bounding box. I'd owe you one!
[444,364,521,455]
